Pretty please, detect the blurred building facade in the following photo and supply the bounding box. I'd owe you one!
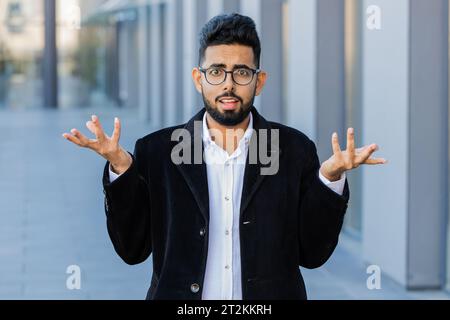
[1,0,449,295]
[0,0,45,109]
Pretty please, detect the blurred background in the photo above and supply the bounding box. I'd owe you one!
[0,0,449,300]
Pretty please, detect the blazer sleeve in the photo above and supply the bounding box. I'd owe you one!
[102,138,152,265]
[297,138,350,269]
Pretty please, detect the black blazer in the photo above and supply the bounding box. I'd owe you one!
[102,106,349,300]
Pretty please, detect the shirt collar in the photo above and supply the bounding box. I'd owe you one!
[202,110,254,149]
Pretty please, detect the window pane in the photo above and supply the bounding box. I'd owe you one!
[0,0,45,109]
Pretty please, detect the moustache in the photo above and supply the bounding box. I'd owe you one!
[215,92,243,103]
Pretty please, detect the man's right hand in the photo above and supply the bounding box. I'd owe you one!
[62,115,133,175]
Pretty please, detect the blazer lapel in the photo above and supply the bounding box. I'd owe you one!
[239,106,282,217]
[174,108,210,224]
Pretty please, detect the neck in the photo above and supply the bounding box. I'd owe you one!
[206,112,251,156]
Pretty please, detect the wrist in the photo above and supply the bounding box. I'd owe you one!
[110,149,132,174]
[320,167,343,182]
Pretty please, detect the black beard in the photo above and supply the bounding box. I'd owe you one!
[202,90,255,126]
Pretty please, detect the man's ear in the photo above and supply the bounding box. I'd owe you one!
[255,71,268,97]
[192,68,203,94]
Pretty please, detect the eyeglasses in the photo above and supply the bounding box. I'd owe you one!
[199,66,261,86]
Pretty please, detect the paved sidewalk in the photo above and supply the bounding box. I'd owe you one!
[0,107,153,299]
[0,107,449,300]
[302,233,450,300]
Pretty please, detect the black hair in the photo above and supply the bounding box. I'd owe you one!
[198,13,261,68]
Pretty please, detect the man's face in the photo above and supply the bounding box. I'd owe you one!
[192,44,267,127]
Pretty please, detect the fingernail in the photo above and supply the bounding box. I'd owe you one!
[349,128,354,134]
[115,117,119,123]
[92,115,97,121]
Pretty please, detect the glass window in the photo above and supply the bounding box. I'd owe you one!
[62,0,140,109]
[0,0,45,109]
[57,0,86,109]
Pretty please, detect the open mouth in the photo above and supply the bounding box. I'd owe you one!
[218,97,240,110]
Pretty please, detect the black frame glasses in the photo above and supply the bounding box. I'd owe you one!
[199,66,261,86]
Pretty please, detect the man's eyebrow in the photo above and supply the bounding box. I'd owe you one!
[207,63,254,69]
[208,63,227,68]
[233,64,253,69]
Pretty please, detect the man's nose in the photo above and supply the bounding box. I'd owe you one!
[222,72,236,92]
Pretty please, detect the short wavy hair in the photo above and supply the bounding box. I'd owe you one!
[198,13,261,68]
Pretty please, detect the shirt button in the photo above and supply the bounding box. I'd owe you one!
[225,265,230,270]
[190,283,200,293]
[225,196,230,201]
[225,230,230,236]
[199,228,206,237]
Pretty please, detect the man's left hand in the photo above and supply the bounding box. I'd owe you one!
[320,128,387,182]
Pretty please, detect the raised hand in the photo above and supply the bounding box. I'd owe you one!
[320,128,387,182]
[62,115,132,174]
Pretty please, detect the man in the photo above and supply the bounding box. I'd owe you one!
[62,13,386,300]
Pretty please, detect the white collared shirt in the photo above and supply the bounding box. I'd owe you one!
[108,111,346,300]
[201,111,254,300]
